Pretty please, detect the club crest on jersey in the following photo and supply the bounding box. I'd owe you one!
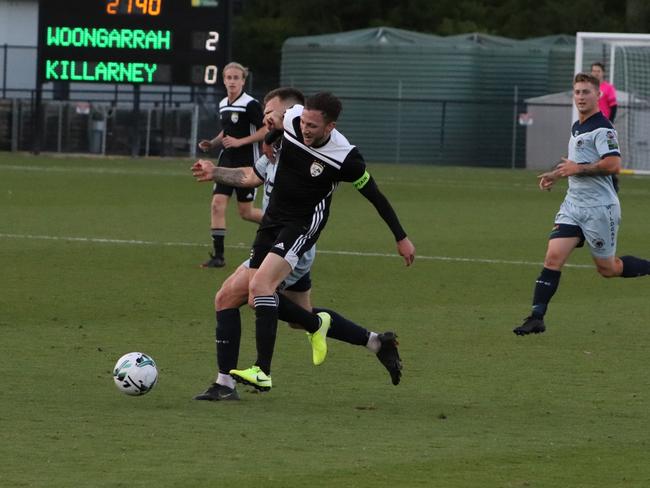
[231,112,239,123]
[606,130,619,149]
[310,160,324,177]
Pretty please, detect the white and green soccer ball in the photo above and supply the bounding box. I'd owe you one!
[112,352,158,396]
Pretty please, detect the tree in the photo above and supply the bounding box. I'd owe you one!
[231,0,629,92]
[626,0,650,32]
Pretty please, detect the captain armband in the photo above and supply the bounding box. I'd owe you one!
[352,171,371,190]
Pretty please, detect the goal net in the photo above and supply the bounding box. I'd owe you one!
[575,32,650,174]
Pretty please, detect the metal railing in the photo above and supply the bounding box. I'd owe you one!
[0,94,224,158]
[1,89,531,165]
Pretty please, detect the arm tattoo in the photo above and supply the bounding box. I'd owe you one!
[578,163,612,177]
[212,166,248,187]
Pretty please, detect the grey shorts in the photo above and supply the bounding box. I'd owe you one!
[554,200,620,258]
[242,244,316,288]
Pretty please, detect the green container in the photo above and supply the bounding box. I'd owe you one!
[281,28,577,166]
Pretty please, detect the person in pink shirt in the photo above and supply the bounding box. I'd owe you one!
[591,62,618,123]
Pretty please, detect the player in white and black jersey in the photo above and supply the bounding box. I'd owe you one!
[193,92,415,391]
[514,73,650,336]
[191,88,404,400]
[197,62,267,268]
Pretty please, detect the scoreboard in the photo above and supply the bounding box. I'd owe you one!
[37,0,231,86]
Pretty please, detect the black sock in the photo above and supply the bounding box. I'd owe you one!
[215,309,241,374]
[277,294,319,333]
[211,228,225,257]
[253,295,278,375]
[531,267,561,319]
[313,307,369,346]
[620,255,650,277]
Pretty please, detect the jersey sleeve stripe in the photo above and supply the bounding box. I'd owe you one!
[288,198,327,256]
[219,106,247,113]
[283,132,342,169]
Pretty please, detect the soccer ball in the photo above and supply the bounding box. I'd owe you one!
[112,352,158,396]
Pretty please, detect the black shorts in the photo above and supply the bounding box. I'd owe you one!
[549,223,585,248]
[212,183,256,201]
[250,223,320,270]
[212,152,256,201]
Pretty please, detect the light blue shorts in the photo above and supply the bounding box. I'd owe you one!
[554,200,620,258]
[242,245,316,288]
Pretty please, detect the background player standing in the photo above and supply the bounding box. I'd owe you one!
[197,62,267,268]
[590,62,618,123]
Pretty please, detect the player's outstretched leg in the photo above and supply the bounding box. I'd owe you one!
[313,307,402,385]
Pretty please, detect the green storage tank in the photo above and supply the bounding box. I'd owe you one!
[281,27,577,167]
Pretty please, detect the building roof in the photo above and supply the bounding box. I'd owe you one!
[283,27,442,47]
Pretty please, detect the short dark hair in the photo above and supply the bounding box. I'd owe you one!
[591,62,606,72]
[264,87,304,106]
[304,92,342,123]
[574,72,600,89]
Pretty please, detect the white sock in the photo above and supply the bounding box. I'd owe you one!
[216,373,236,389]
[366,332,381,353]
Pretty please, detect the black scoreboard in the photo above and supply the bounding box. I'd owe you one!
[37,0,231,86]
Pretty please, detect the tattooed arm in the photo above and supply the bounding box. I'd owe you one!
[538,155,621,191]
[191,159,263,188]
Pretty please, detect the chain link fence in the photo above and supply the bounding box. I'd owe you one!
[1,91,533,166]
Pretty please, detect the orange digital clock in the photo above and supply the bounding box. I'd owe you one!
[106,0,162,16]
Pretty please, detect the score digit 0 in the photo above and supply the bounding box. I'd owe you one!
[204,65,219,85]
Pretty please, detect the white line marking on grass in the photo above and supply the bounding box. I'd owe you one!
[0,232,593,269]
[0,164,186,177]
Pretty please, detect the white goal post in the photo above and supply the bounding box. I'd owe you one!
[575,32,650,175]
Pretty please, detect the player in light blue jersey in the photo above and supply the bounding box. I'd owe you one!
[515,73,650,335]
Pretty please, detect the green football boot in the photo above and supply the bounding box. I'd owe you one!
[307,312,331,366]
[229,366,272,392]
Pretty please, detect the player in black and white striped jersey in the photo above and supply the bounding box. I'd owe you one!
[198,92,415,391]
[192,88,404,400]
[197,62,267,268]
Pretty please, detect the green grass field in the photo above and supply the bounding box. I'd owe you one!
[2,152,650,487]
